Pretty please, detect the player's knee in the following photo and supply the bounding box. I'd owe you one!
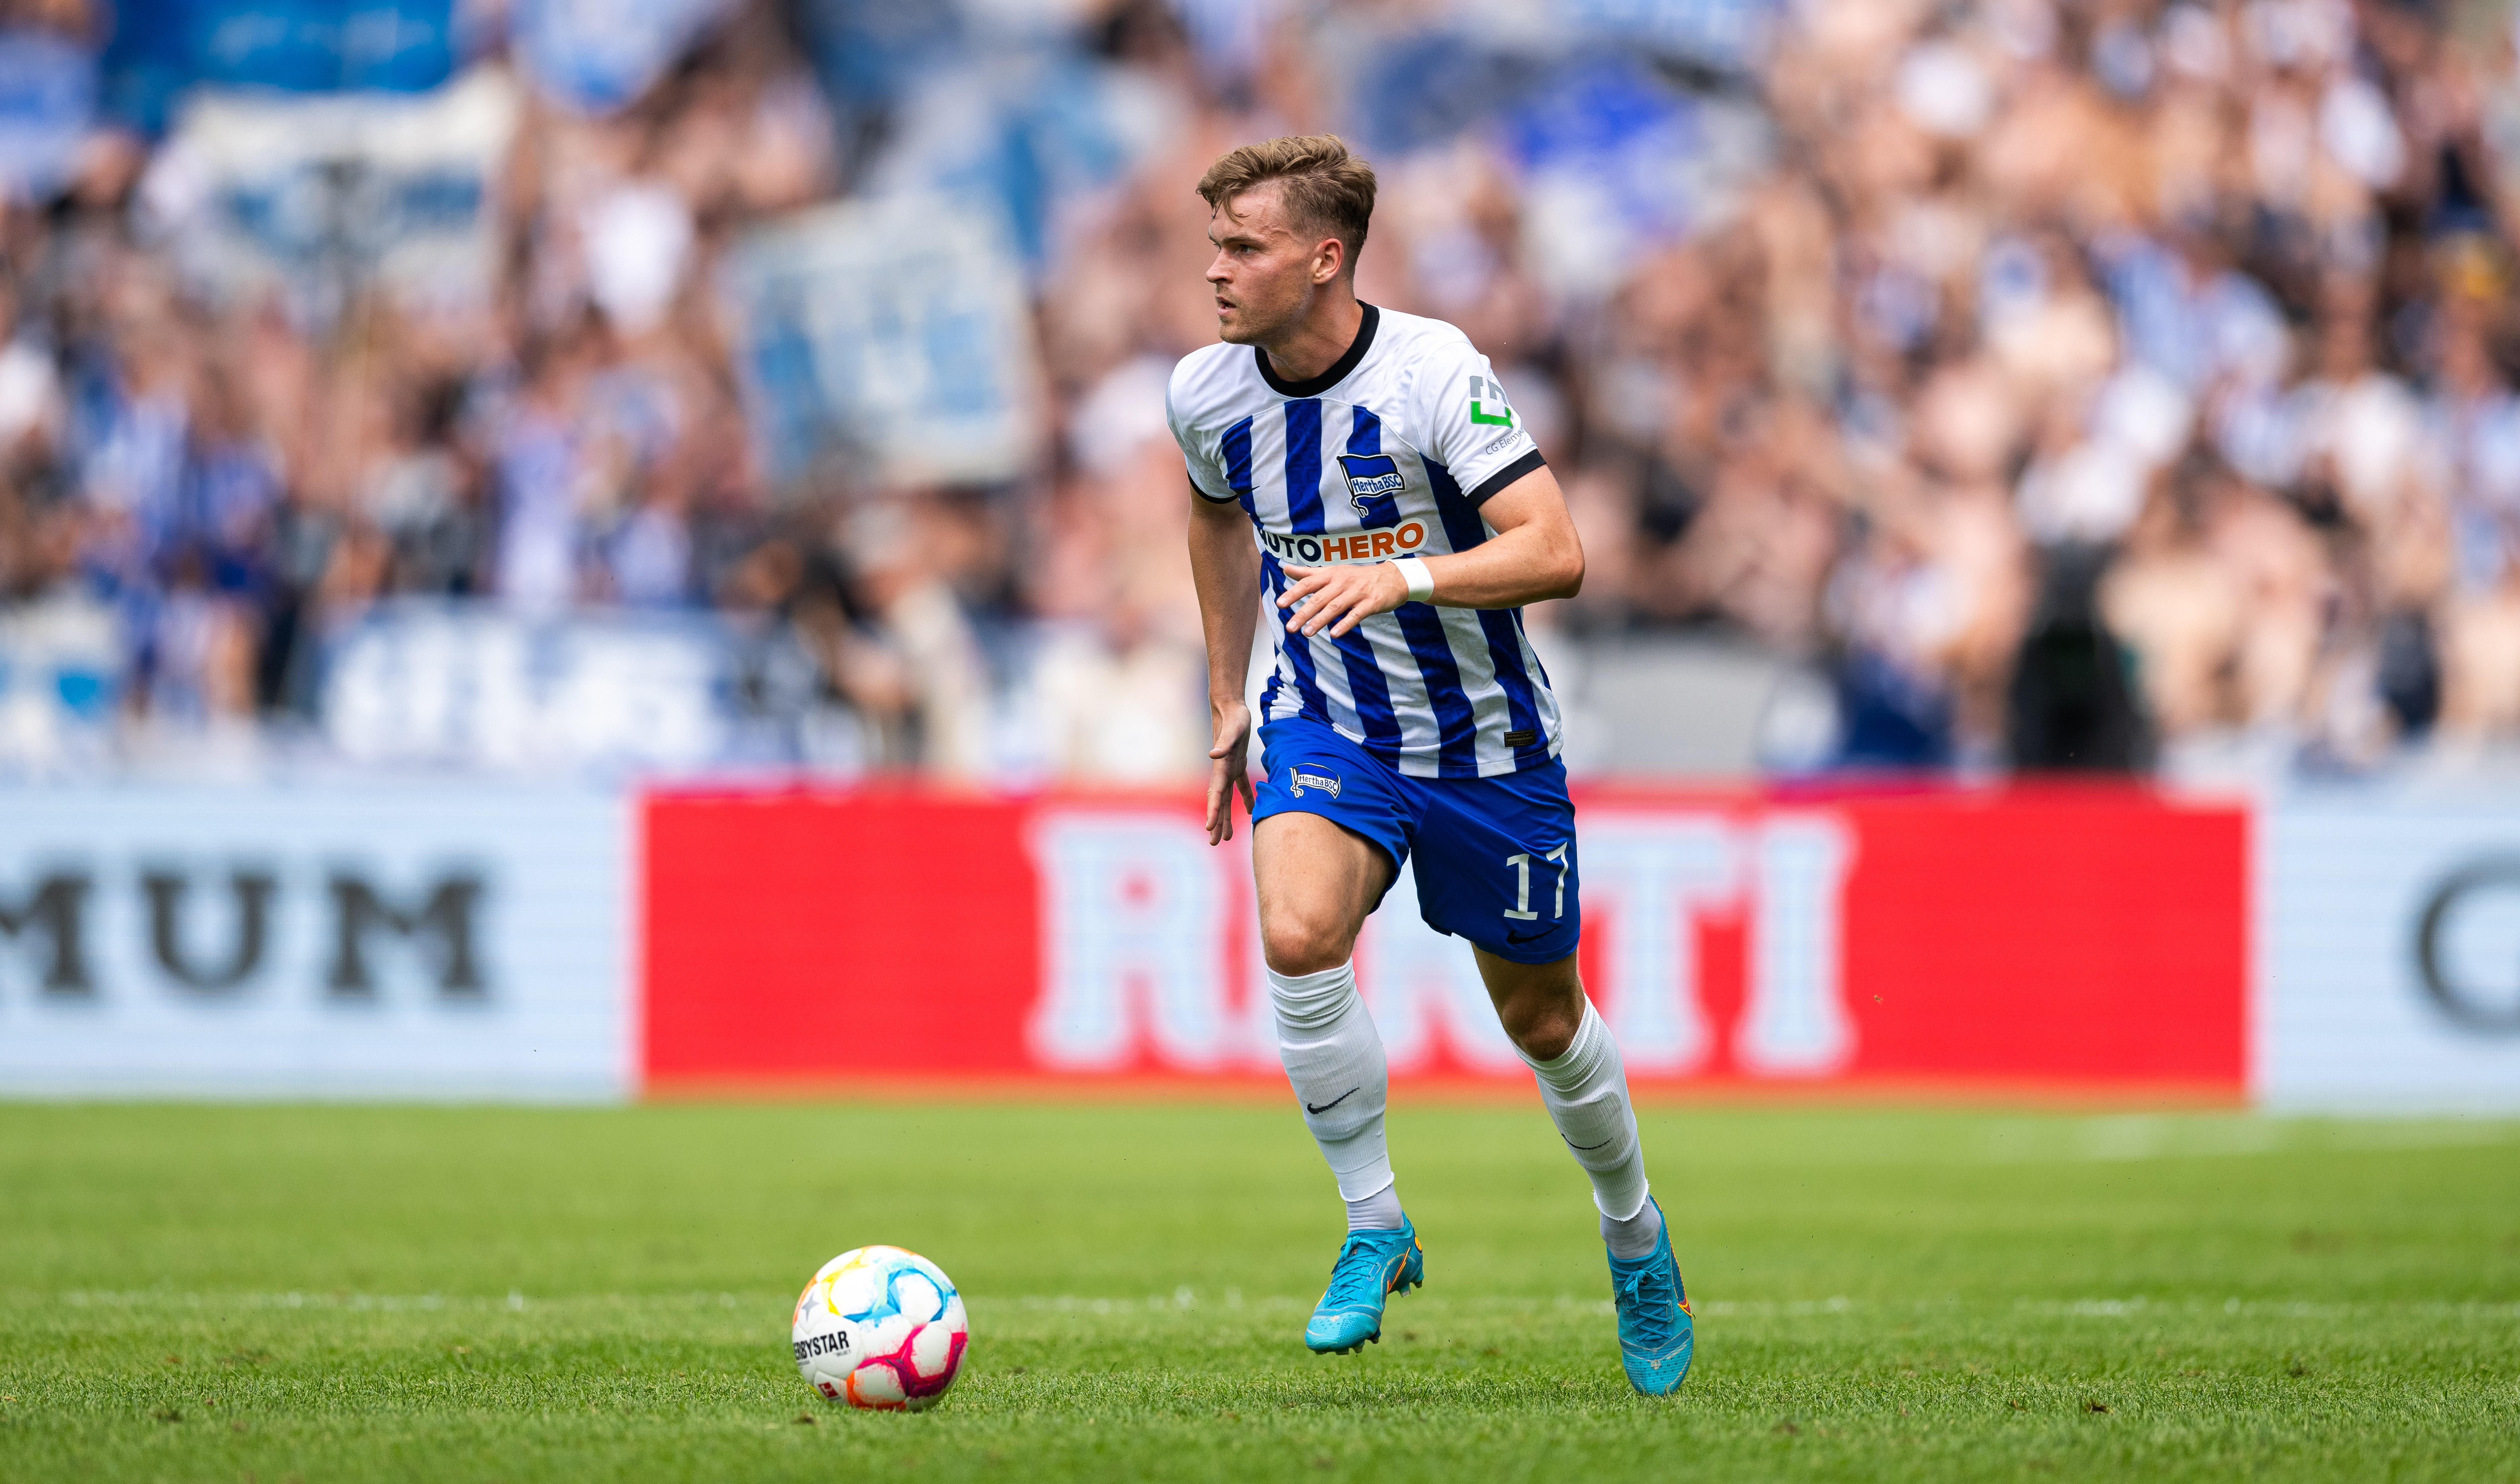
[1260,910,1354,977]
[1502,999,1579,1062]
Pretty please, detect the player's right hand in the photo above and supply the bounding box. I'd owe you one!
[1205,701,1255,845]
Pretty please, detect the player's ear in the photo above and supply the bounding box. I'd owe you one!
[1313,235,1345,285]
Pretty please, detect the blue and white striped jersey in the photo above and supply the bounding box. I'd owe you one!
[1168,304,1562,778]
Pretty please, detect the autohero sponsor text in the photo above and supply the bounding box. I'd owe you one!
[1256,520,1428,565]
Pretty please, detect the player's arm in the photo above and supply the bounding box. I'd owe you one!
[1187,488,1262,844]
[1276,465,1583,638]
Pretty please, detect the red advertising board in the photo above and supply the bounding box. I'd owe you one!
[643,785,2246,1095]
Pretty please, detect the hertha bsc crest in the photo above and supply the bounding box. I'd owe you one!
[1336,452,1406,523]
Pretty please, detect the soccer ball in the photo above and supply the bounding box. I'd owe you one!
[791,1245,969,1411]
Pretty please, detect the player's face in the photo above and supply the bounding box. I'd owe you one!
[1204,185,1339,345]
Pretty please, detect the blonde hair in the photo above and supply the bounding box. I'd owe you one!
[1195,133,1378,272]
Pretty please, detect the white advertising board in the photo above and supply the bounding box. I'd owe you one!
[2259,795,2520,1110]
[0,786,631,1100]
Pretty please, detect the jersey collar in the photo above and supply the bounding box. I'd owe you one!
[1254,302,1379,399]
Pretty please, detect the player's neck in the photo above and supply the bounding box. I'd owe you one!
[1258,289,1365,386]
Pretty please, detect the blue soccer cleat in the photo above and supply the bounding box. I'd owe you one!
[1608,1198,1692,1395]
[1303,1219,1424,1354]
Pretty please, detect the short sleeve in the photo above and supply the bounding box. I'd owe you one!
[1166,370,1237,503]
[1410,337,1546,505]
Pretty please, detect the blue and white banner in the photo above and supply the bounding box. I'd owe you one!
[321,602,736,775]
[0,785,631,1100]
[720,195,1040,488]
[190,0,460,93]
[99,0,465,133]
[155,66,517,311]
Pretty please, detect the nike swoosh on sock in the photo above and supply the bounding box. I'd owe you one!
[1307,1087,1361,1115]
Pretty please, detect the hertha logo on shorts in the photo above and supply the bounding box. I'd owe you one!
[1288,768,1342,799]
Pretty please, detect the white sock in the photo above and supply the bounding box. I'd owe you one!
[1519,1001,1658,1255]
[1344,1185,1405,1231]
[1268,961,1395,1212]
[1600,1198,1663,1261]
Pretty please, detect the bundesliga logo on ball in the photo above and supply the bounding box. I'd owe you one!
[791,1246,969,1411]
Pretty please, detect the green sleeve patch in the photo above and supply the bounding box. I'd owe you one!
[1467,374,1517,428]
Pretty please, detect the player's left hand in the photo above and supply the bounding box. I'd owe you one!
[1277,561,1411,639]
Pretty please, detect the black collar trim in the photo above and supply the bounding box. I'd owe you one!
[1254,303,1379,398]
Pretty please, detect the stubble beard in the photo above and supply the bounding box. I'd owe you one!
[1215,283,1301,349]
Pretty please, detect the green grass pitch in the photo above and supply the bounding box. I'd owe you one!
[3,1099,2516,1482]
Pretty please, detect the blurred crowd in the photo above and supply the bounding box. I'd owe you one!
[4,0,2520,779]
[1595,0,2520,774]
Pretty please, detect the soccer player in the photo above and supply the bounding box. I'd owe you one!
[1169,134,1691,1396]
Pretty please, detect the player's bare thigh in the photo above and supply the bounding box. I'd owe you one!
[1252,811,1394,975]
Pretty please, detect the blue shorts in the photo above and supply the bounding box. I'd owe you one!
[1250,716,1581,965]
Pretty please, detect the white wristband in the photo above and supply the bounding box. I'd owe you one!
[1393,555,1435,604]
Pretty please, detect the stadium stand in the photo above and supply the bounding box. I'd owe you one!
[2,0,2518,782]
